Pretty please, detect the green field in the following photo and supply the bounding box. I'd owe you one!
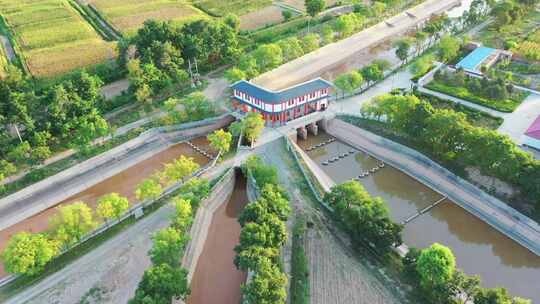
[0,0,116,77]
[88,0,208,35]
[193,0,271,17]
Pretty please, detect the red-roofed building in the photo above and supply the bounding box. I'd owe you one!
[524,115,540,151]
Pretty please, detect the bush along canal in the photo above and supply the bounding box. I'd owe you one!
[296,131,540,303]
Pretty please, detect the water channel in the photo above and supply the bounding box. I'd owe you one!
[187,169,248,304]
[0,137,213,277]
[297,132,540,302]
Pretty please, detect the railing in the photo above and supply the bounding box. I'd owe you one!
[0,150,223,288]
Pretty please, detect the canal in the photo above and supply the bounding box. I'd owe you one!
[187,169,248,304]
[297,132,540,302]
[0,137,213,277]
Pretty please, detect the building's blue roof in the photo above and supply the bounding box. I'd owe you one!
[230,78,333,104]
[456,47,497,72]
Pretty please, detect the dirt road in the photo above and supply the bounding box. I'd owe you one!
[4,205,174,304]
[254,0,460,90]
[258,139,403,304]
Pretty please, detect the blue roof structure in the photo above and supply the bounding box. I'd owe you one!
[230,78,333,104]
[456,47,497,72]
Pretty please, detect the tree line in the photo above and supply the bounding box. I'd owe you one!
[1,155,201,277]
[235,156,291,304]
[361,94,540,214]
[130,175,211,303]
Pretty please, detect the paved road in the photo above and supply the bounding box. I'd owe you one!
[254,0,460,90]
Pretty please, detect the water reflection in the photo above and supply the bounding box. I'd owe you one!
[298,132,540,302]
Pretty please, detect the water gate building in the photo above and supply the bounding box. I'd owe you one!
[230,78,333,126]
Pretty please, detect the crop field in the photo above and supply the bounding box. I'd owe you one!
[88,0,208,35]
[0,0,115,77]
[193,0,271,17]
[240,5,285,31]
[277,0,343,12]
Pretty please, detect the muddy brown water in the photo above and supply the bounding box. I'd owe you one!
[297,132,540,302]
[0,138,213,277]
[187,169,248,304]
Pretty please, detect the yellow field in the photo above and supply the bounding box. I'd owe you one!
[0,0,116,77]
[88,0,207,35]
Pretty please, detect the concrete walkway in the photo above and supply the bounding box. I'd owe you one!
[327,119,540,256]
[0,35,15,62]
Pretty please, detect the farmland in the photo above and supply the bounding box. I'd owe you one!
[193,0,271,17]
[88,0,208,35]
[0,0,116,78]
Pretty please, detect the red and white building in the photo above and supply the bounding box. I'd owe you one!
[230,78,333,126]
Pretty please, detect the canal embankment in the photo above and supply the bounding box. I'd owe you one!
[326,118,540,257]
[0,114,234,233]
[183,168,249,304]
[294,119,540,302]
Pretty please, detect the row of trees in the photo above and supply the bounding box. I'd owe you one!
[2,196,125,276]
[224,1,398,83]
[1,154,202,276]
[0,68,110,184]
[324,181,402,255]
[130,176,211,304]
[361,94,540,211]
[236,156,291,304]
[404,243,530,303]
[229,112,266,146]
[333,60,390,96]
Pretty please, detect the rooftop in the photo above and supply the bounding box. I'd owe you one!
[231,78,333,104]
[525,115,540,140]
[456,46,497,72]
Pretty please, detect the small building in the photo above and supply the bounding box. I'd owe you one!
[524,115,540,151]
[230,78,333,126]
[456,46,512,74]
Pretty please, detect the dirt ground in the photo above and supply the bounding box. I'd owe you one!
[257,140,403,304]
[240,5,285,31]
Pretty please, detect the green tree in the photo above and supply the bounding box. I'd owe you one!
[96,193,130,221]
[305,0,325,18]
[235,246,279,272]
[162,155,200,185]
[241,258,287,304]
[301,33,320,53]
[135,177,163,201]
[51,202,97,247]
[395,39,412,65]
[437,35,461,63]
[225,67,247,83]
[321,24,335,45]
[224,14,240,32]
[282,10,293,21]
[181,92,216,121]
[0,160,16,183]
[130,264,190,303]
[253,44,283,72]
[334,71,364,96]
[2,232,58,275]
[171,197,192,231]
[410,54,435,78]
[278,37,304,62]
[242,112,265,145]
[207,129,233,155]
[71,109,109,151]
[178,177,210,207]
[416,243,456,291]
[361,64,384,85]
[149,227,186,266]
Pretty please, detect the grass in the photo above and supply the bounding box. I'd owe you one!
[88,0,208,36]
[414,92,504,130]
[193,0,271,17]
[425,80,527,113]
[0,0,116,78]
[290,214,310,304]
